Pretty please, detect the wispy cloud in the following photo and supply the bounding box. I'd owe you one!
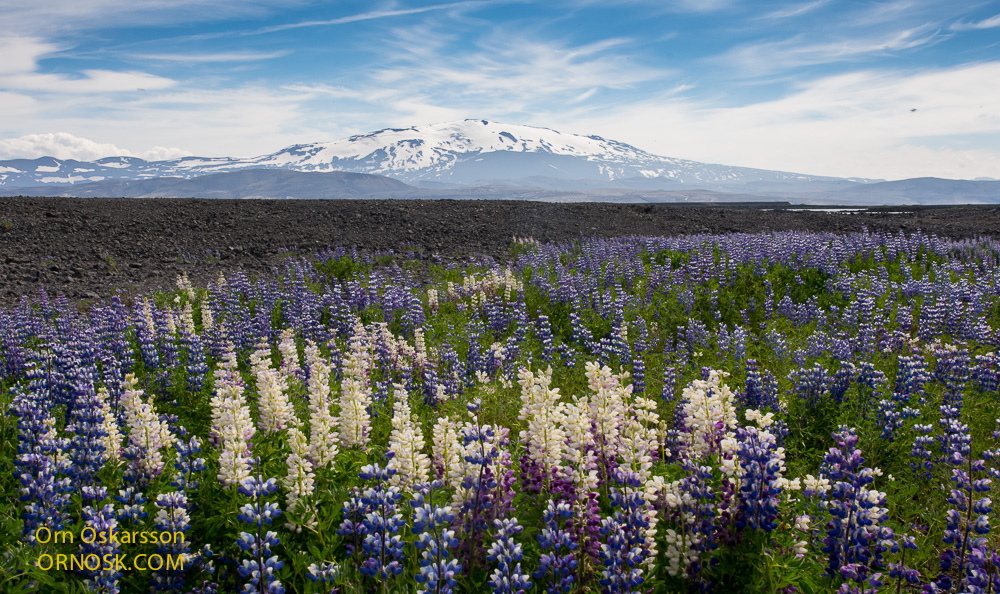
[761,0,829,20]
[717,25,946,75]
[253,1,497,35]
[134,50,291,63]
[951,13,1000,31]
[365,26,668,121]
[1,0,305,34]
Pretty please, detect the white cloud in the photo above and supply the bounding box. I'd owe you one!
[0,0,306,34]
[254,1,497,34]
[951,14,1000,31]
[133,50,291,63]
[0,35,175,93]
[553,62,1000,180]
[367,28,667,119]
[717,25,946,75]
[761,0,830,20]
[0,132,190,161]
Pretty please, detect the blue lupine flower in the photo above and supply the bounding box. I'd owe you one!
[412,481,461,594]
[487,517,531,594]
[533,500,577,594]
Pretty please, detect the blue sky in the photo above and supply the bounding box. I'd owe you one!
[0,0,998,180]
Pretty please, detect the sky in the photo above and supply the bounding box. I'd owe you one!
[0,0,998,181]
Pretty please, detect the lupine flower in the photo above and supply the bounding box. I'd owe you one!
[600,470,652,593]
[254,357,295,434]
[283,427,316,530]
[517,366,566,491]
[121,373,174,484]
[151,491,192,591]
[734,411,786,533]
[386,386,431,492]
[412,481,461,594]
[210,380,255,487]
[533,500,578,594]
[338,326,373,449]
[236,472,285,594]
[820,428,888,580]
[79,501,122,594]
[677,369,738,461]
[487,517,531,594]
[357,462,407,582]
[172,435,206,495]
[306,561,341,593]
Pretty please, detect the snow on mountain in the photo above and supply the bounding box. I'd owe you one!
[0,119,872,190]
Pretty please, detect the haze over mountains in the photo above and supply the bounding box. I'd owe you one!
[0,119,995,204]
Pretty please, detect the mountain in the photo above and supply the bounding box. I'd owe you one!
[1,119,994,204]
[0,119,874,192]
[0,169,412,199]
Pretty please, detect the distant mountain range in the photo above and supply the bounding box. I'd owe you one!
[0,119,996,204]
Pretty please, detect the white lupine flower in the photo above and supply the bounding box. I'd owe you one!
[97,386,122,463]
[121,374,174,477]
[780,477,802,492]
[803,474,831,496]
[209,378,255,487]
[431,416,463,492]
[278,328,301,382]
[745,408,775,428]
[413,327,428,370]
[517,366,566,481]
[561,396,600,495]
[201,303,214,331]
[338,326,373,449]
[284,427,317,531]
[679,370,737,461]
[179,302,197,335]
[218,448,251,486]
[586,362,627,469]
[176,272,196,300]
[140,298,157,339]
[257,366,295,433]
[386,386,430,492]
[307,345,339,468]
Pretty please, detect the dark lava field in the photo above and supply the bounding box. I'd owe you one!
[2,197,998,304]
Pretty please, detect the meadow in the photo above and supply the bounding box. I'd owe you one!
[3,228,1000,594]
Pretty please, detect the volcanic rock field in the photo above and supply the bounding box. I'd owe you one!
[2,197,998,303]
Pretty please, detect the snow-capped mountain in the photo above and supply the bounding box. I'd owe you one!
[0,119,875,191]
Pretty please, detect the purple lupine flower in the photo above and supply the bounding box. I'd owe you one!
[735,424,783,533]
[820,428,887,580]
[458,399,501,576]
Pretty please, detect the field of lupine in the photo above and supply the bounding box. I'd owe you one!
[4,229,1000,594]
